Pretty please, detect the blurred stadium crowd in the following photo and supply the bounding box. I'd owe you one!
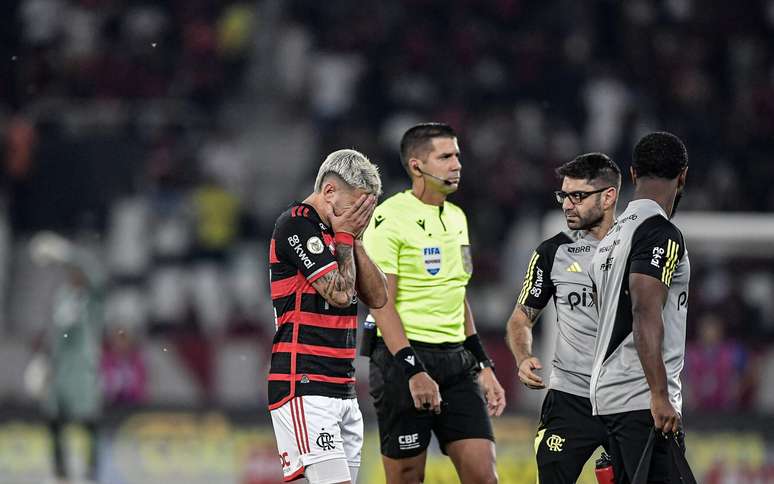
[1,0,773,416]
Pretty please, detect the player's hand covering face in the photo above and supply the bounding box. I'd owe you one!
[324,187,376,237]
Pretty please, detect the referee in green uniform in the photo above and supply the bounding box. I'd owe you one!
[363,123,506,484]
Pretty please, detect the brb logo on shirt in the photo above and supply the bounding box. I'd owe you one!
[423,247,441,275]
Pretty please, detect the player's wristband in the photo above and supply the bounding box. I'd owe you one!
[394,346,426,379]
[334,232,355,246]
[464,334,494,371]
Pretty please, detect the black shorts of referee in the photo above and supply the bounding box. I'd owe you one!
[534,389,609,483]
[368,339,494,458]
[599,409,686,483]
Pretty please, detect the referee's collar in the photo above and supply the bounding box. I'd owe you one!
[404,190,448,211]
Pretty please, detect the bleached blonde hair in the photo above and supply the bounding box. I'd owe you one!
[314,149,382,196]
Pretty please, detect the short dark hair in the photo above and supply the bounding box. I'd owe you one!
[399,123,457,174]
[632,132,688,179]
[556,152,621,189]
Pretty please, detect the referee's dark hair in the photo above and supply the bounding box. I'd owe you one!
[400,123,457,175]
[556,152,622,189]
[632,131,688,179]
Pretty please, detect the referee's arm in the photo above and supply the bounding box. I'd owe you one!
[370,273,443,413]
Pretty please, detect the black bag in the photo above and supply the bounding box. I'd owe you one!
[632,428,697,484]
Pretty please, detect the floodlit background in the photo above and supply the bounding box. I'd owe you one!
[1,0,774,482]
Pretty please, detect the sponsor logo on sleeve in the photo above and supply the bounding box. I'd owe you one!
[529,267,544,297]
[288,235,315,269]
[650,246,665,268]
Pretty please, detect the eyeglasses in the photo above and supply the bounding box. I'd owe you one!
[554,186,613,205]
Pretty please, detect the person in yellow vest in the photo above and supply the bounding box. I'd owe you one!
[363,123,506,483]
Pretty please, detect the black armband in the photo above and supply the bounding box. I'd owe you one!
[394,346,426,378]
[464,333,494,370]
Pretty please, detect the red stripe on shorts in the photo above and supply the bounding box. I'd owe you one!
[299,397,310,454]
[290,398,303,455]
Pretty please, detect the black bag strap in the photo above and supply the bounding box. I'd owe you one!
[632,428,656,484]
[633,427,698,484]
[669,434,697,484]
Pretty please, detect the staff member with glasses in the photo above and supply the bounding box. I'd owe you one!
[505,153,621,483]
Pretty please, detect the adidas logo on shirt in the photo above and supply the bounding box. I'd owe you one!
[566,262,583,273]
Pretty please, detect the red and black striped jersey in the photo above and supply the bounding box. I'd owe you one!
[267,202,358,410]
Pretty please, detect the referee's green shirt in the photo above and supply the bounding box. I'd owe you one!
[363,190,472,343]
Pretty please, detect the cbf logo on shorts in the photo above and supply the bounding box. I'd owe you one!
[423,247,441,275]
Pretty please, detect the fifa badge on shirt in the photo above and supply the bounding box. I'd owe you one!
[423,247,441,275]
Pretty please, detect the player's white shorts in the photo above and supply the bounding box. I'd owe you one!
[270,395,363,482]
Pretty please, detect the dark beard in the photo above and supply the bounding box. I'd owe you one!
[579,213,604,231]
[578,199,605,231]
[671,191,683,219]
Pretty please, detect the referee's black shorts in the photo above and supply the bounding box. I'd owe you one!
[534,389,609,483]
[368,339,494,459]
[599,409,686,484]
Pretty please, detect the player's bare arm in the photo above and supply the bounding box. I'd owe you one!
[311,244,356,308]
[518,304,542,322]
[630,272,680,434]
[465,298,506,416]
[354,240,387,309]
[506,303,546,389]
[371,273,442,413]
